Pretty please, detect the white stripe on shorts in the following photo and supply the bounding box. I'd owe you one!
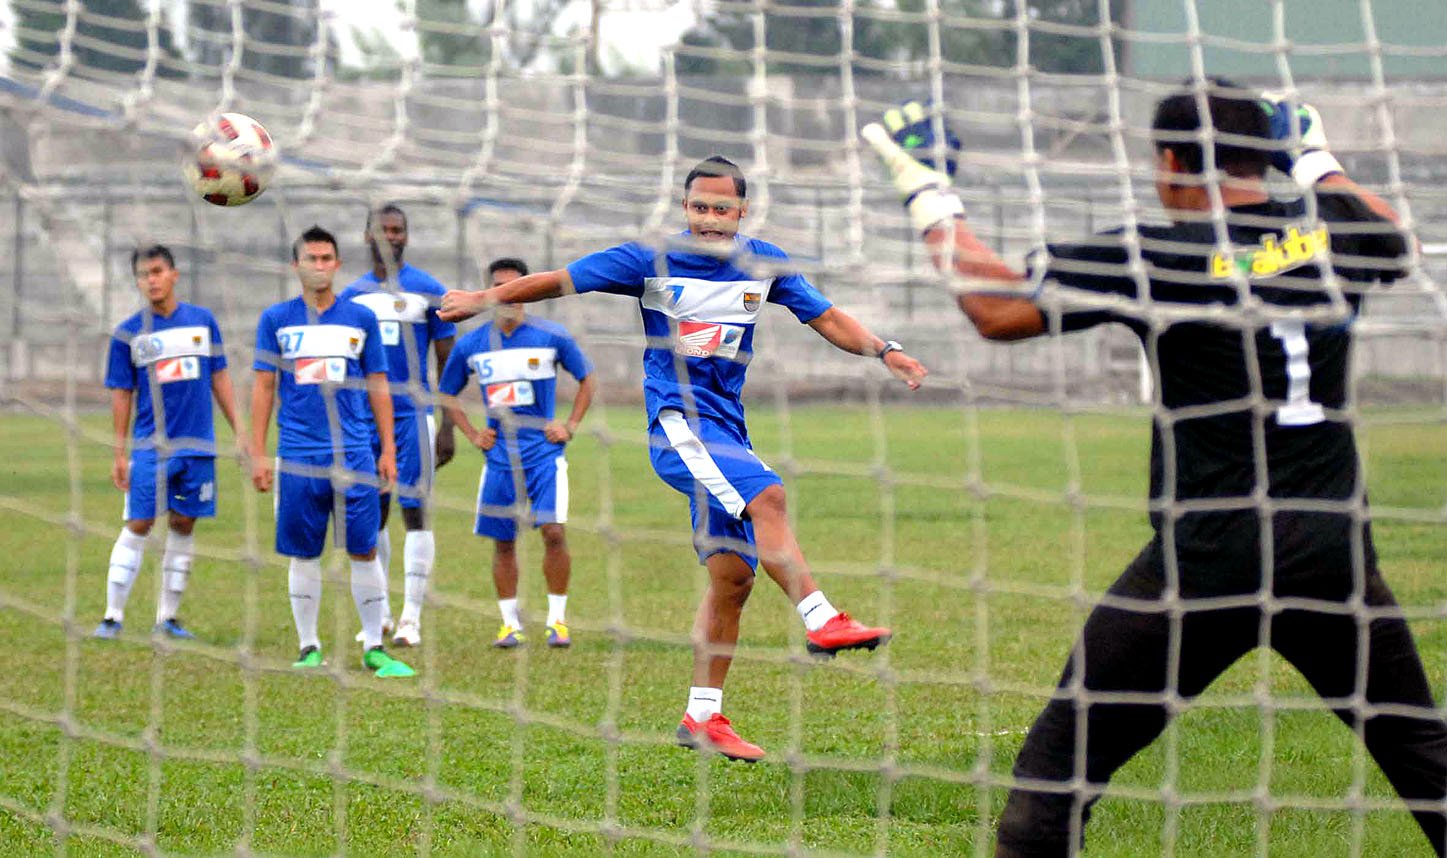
[554,457,569,524]
[656,410,747,518]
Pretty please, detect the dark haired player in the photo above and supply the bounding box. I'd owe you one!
[439,257,596,649]
[96,245,248,640]
[865,83,1447,856]
[250,226,414,678]
[439,155,927,762]
[339,203,457,648]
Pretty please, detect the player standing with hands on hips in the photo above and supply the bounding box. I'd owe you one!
[440,156,927,763]
[864,82,1446,856]
[439,258,596,650]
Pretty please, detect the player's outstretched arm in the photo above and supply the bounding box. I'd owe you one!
[366,372,397,488]
[861,105,1046,342]
[110,388,133,490]
[248,370,276,492]
[210,368,251,463]
[805,307,927,390]
[439,269,574,323]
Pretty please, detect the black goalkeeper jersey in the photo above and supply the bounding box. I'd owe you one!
[1033,193,1408,582]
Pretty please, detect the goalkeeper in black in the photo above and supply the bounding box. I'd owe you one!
[865,80,1447,856]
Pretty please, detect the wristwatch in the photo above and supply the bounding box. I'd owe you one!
[877,340,904,360]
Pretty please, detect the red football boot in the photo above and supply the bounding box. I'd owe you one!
[806,612,891,657]
[676,713,765,762]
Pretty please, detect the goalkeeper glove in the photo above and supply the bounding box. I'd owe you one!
[1261,92,1344,188]
[861,101,966,234]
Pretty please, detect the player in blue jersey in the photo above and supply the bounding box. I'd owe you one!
[95,245,248,641]
[339,204,457,648]
[441,156,928,762]
[250,225,414,678]
[438,258,596,649]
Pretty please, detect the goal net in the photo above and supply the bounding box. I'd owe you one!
[0,1,1443,855]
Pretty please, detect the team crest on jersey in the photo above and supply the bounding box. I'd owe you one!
[191,334,203,347]
[743,292,761,312]
[1210,223,1329,281]
[394,298,407,312]
[527,357,540,370]
[349,336,361,354]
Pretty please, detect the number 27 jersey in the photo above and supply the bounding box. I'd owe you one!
[252,296,388,456]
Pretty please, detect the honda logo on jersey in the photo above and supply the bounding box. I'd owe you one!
[676,321,744,359]
[743,292,761,312]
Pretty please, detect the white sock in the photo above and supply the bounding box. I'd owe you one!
[375,528,393,622]
[686,687,723,722]
[498,597,521,629]
[105,528,148,622]
[796,590,839,633]
[288,557,323,652]
[400,530,434,626]
[546,593,567,626]
[351,557,388,650]
[155,531,194,624]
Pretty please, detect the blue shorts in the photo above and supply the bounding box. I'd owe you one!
[649,410,782,569]
[275,448,380,558]
[125,452,216,522]
[376,412,435,510]
[474,452,569,542]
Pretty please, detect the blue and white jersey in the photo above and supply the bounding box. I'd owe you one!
[566,233,832,430]
[105,302,226,458]
[438,317,592,466]
[339,264,455,418]
[252,296,388,457]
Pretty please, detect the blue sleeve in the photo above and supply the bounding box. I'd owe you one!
[104,333,136,390]
[438,339,470,396]
[252,310,280,372]
[755,241,832,323]
[566,243,652,297]
[555,330,592,381]
[359,311,388,375]
[207,313,228,372]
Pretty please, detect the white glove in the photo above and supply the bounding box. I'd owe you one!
[861,105,965,234]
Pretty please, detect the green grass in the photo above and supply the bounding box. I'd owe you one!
[0,403,1442,857]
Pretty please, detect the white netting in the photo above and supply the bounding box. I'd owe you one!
[1,1,1444,856]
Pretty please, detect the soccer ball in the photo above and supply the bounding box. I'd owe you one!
[184,113,277,207]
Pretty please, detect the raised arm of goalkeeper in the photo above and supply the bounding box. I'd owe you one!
[861,97,1405,342]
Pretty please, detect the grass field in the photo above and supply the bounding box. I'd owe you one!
[0,403,1442,857]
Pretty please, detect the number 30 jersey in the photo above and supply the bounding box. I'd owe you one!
[1030,194,1408,562]
[566,233,833,433]
[438,317,592,466]
[252,296,388,456]
[105,302,227,457]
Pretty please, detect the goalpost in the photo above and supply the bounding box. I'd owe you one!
[1,1,1444,856]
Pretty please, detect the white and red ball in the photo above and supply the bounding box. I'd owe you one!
[184,112,277,207]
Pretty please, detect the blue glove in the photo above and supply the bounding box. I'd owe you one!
[880,101,961,178]
[1260,92,1343,188]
